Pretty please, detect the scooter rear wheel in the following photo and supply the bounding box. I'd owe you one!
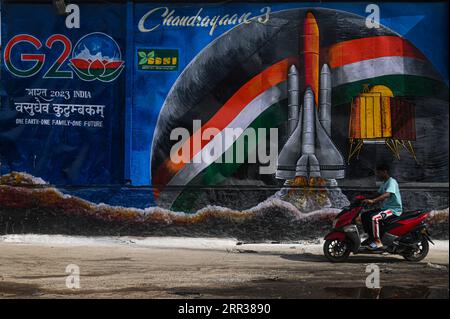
[323,239,351,262]
[402,236,429,262]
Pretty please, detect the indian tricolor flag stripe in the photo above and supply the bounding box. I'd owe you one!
[153,58,292,194]
[332,75,448,106]
[325,36,426,68]
[168,81,287,186]
[171,101,287,212]
[332,56,442,87]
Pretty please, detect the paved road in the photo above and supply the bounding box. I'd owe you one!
[0,236,448,298]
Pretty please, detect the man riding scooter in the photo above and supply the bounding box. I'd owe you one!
[362,164,403,250]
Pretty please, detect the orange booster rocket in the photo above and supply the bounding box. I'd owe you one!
[303,12,320,105]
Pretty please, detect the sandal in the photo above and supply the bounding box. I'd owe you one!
[368,242,383,250]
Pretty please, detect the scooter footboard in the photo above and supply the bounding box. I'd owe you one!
[343,225,361,253]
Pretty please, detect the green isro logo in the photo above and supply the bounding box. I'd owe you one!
[137,49,178,71]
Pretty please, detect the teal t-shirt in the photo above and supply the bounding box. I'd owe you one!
[378,177,403,216]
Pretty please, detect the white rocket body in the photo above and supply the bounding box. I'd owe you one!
[276,64,345,180]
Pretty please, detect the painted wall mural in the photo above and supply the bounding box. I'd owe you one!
[141,3,448,211]
[0,2,448,238]
[0,3,126,185]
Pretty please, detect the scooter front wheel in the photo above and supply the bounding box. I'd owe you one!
[323,239,351,262]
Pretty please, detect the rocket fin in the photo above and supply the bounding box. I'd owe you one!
[314,108,345,179]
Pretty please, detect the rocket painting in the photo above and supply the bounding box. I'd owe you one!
[276,12,345,180]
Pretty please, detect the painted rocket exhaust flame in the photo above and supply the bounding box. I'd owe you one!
[285,175,330,208]
[276,12,345,181]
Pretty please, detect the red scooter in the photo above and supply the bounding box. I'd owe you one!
[323,196,433,262]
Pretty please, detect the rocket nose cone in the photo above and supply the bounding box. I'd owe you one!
[305,87,314,95]
[304,12,319,33]
[321,64,330,74]
[304,87,315,101]
[289,64,299,74]
[305,11,317,23]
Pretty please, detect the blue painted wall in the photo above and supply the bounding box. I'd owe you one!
[0,1,448,198]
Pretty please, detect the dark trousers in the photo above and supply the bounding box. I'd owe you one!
[361,209,379,241]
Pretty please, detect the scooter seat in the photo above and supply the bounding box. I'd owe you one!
[384,210,424,224]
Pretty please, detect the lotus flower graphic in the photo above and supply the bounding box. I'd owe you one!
[69,32,124,82]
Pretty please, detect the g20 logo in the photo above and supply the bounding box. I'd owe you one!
[4,32,125,82]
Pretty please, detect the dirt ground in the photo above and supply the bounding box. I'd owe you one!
[0,236,448,299]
